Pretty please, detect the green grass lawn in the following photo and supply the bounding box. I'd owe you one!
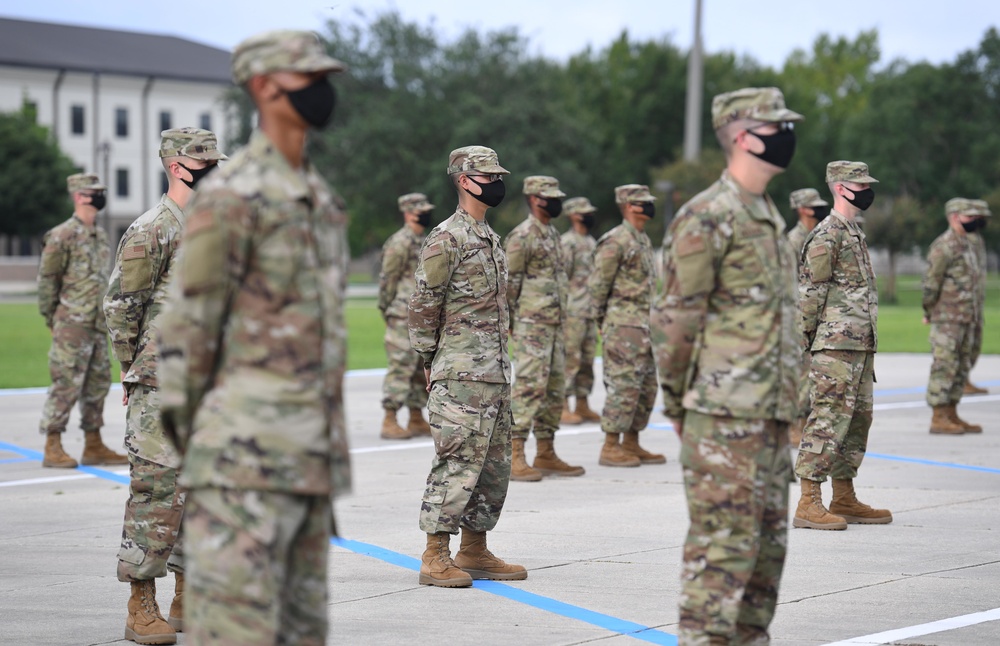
[1,276,997,388]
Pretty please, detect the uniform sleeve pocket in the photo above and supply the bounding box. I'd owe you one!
[121,245,154,293]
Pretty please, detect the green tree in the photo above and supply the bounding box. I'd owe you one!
[863,195,930,303]
[0,100,78,252]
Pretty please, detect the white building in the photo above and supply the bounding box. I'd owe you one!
[0,16,232,255]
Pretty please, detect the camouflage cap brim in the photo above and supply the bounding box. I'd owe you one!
[232,29,347,85]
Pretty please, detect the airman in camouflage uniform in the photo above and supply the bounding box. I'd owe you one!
[796,161,892,531]
[104,127,226,644]
[965,198,991,394]
[156,31,352,645]
[378,193,435,440]
[409,145,526,588]
[38,173,126,469]
[505,175,585,481]
[561,197,602,424]
[786,188,830,445]
[922,198,984,434]
[588,184,663,468]
[651,87,802,645]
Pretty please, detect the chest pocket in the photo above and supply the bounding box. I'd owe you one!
[461,240,497,298]
[841,236,869,287]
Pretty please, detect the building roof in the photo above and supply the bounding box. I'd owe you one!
[0,17,231,84]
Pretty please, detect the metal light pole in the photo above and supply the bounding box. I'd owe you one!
[98,140,111,238]
[683,0,704,162]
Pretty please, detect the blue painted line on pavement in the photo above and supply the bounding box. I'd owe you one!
[332,537,677,645]
[0,441,128,483]
[867,453,1000,474]
[0,457,32,465]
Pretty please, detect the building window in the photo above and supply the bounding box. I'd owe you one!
[161,172,169,194]
[199,112,212,130]
[116,167,129,197]
[71,105,85,135]
[115,108,128,138]
[160,110,172,132]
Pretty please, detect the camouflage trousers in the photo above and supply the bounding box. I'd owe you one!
[795,350,874,482]
[511,320,565,440]
[381,316,427,411]
[419,379,512,535]
[926,322,975,407]
[600,325,657,435]
[184,488,331,646]
[970,318,984,369]
[39,322,110,434]
[679,412,793,645]
[794,353,812,419]
[118,385,185,582]
[563,316,597,398]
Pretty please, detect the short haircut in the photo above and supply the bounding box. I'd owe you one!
[715,119,761,158]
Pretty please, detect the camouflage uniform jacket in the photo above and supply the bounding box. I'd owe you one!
[786,220,809,258]
[561,229,596,317]
[378,225,423,320]
[970,231,987,322]
[408,207,511,384]
[922,228,981,324]
[588,220,653,330]
[504,214,567,325]
[38,216,110,330]
[799,210,878,352]
[157,130,351,497]
[653,170,801,421]
[104,195,186,386]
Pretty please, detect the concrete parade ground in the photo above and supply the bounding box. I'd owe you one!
[1,353,999,646]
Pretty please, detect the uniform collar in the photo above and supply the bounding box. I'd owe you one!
[161,194,187,223]
[831,209,866,239]
[719,169,783,229]
[249,129,312,202]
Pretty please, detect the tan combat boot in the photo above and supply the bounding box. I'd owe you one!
[929,406,964,434]
[406,407,432,436]
[949,405,983,433]
[419,533,472,587]
[510,438,543,481]
[793,479,847,530]
[125,579,176,645]
[454,529,527,580]
[621,431,666,464]
[964,381,988,395]
[42,432,78,468]
[789,418,806,447]
[81,431,128,466]
[380,410,411,440]
[167,572,183,631]
[533,438,585,477]
[830,479,893,524]
[560,399,583,425]
[598,433,641,467]
[574,397,602,423]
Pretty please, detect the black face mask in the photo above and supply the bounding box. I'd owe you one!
[87,192,107,211]
[284,77,336,129]
[638,202,656,218]
[747,128,797,169]
[541,197,562,218]
[811,205,831,221]
[417,210,433,228]
[178,162,217,190]
[843,186,876,211]
[977,218,988,231]
[961,220,979,233]
[465,176,506,208]
[580,214,596,229]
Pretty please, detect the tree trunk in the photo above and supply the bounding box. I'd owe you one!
[886,250,898,305]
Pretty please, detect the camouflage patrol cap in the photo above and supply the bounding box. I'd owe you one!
[397,192,435,212]
[66,173,106,193]
[232,29,347,85]
[159,127,228,161]
[971,199,992,217]
[615,184,656,204]
[711,87,804,130]
[564,197,597,214]
[447,146,509,176]
[522,176,566,198]
[826,161,879,184]
[789,188,828,210]
[944,197,978,217]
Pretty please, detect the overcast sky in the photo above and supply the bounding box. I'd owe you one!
[3,1,997,68]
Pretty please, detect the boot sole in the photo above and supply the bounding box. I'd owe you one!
[418,573,472,587]
[460,568,528,581]
[81,458,128,465]
[535,467,585,477]
[167,616,183,631]
[598,459,640,467]
[510,473,544,481]
[792,517,847,530]
[929,428,965,434]
[41,460,78,468]
[124,626,176,645]
[832,514,893,524]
